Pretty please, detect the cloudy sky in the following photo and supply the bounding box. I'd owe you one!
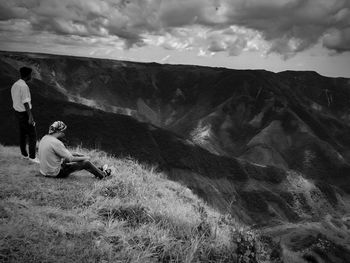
[1,0,350,77]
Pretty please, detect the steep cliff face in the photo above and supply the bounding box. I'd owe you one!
[2,51,350,261]
[1,51,350,230]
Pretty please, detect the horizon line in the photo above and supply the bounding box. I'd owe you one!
[0,48,348,79]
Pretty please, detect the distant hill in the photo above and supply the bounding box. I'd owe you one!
[1,50,350,232]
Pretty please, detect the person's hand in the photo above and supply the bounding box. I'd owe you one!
[28,115,35,126]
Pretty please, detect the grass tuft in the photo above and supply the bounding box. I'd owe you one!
[0,145,284,262]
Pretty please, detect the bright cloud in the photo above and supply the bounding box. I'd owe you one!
[0,0,349,58]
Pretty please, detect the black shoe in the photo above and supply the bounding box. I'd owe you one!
[104,168,112,177]
[98,165,111,179]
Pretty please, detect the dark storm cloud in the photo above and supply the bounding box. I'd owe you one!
[0,0,349,55]
[0,1,29,20]
[0,0,158,48]
[220,0,350,55]
[323,28,350,52]
[157,0,350,55]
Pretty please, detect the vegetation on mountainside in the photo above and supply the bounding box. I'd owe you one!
[0,145,283,263]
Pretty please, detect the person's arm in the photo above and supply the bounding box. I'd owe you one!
[24,102,34,125]
[21,85,34,125]
[54,141,90,162]
[72,152,85,157]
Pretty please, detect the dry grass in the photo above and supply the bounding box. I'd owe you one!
[0,145,281,263]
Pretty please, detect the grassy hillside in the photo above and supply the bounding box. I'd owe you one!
[0,145,287,263]
[2,146,350,262]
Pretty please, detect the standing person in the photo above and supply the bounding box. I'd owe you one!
[38,121,112,179]
[11,66,39,163]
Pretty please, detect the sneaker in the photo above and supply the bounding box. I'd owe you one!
[98,165,105,172]
[98,164,112,178]
[109,166,116,176]
[29,157,40,164]
[104,168,112,177]
[21,155,29,160]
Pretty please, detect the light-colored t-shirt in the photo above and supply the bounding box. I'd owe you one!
[11,79,32,112]
[38,135,74,176]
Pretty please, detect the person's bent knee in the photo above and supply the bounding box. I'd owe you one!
[81,160,92,167]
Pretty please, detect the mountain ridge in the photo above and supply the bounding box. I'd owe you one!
[4,49,350,79]
[1,50,350,224]
[1,50,350,261]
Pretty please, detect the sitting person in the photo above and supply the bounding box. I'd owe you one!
[38,121,111,179]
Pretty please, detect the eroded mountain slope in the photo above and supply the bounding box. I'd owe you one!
[1,51,349,223]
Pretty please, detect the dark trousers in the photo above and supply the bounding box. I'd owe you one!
[15,111,37,159]
[57,160,105,179]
